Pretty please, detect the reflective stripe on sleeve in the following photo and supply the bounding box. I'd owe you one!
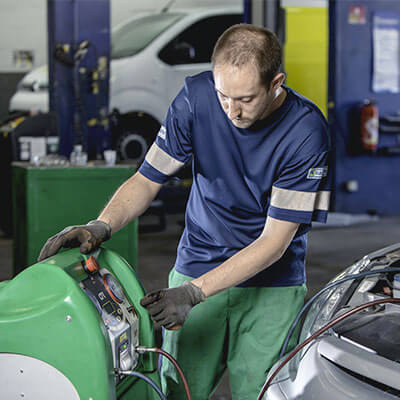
[271,186,330,212]
[145,142,185,176]
[314,190,330,211]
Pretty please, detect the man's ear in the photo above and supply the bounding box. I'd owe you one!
[269,72,285,92]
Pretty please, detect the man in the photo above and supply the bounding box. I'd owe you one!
[39,25,330,399]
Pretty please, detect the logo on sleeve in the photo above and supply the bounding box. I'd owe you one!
[307,166,328,180]
[157,126,166,140]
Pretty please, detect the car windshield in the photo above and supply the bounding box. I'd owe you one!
[111,13,185,59]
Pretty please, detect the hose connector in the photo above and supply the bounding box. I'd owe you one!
[116,369,133,375]
[135,346,157,354]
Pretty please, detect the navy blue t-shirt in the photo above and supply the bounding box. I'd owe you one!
[139,71,331,287]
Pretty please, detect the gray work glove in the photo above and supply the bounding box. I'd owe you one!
[38,220,111,261]
[140,281,206,330]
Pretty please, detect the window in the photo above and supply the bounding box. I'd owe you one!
[159,14,243,65]
[111,13,185,60]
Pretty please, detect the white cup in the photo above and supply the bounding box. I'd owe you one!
[104,150,116,166]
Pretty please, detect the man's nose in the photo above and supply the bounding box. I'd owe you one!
[227,99,240,120]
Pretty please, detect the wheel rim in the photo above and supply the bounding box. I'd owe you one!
[119,133,148,163]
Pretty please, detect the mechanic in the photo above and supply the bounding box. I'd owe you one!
[38,24,331,399]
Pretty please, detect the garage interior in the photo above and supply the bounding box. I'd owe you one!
[1,0,400,399]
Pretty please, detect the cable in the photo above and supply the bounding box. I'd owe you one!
[119,370,167,400]
[136,346,192,400]
[279,267,400,358]
[257,297,400,400]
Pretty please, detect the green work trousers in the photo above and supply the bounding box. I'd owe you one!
[160,269,307,400]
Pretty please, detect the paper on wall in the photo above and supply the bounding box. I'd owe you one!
[372,11,400,93]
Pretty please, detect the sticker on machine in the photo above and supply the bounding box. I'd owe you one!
[307,166,328,180]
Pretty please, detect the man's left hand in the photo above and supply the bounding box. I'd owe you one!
[140,281,206,330]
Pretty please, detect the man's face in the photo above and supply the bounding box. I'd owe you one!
[214,63,276,129]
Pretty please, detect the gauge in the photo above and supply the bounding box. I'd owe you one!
[84,288,102,313]
[103,274,125,303]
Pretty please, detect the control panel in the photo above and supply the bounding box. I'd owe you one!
[79,256,139,382]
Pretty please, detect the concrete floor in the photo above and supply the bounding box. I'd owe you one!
[1,213,400,398]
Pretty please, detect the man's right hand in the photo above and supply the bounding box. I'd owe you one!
[38,220,112,261]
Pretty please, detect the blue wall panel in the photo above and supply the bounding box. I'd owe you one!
[330,0,400,215]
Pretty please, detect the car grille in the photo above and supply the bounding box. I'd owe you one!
[21,83,48,92]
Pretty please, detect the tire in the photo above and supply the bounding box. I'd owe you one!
[117,130,151,164]
[113,113,159,164]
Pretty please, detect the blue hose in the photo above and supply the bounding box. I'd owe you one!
[279,267,400,358]
[125,370,167,400]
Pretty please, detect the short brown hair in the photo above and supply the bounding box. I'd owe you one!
[211,24,282,87]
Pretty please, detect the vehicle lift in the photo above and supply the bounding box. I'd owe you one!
[48,0,111,159]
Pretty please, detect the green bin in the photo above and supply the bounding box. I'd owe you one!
[12,162,138,275]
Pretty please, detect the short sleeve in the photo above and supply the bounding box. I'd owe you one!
[268,151,331,224]
[138,84,193,184]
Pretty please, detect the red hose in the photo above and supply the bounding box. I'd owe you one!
[136,346,192,400]
[257,297,400,400]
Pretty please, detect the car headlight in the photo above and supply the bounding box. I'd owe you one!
[299,256,371,342]
[331,256,370,282]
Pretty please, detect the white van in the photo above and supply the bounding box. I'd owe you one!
[9,7,242,162]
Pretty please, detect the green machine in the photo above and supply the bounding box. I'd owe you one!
[0,247,160,399]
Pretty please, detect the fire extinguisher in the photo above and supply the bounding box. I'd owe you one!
[360,99,379,151]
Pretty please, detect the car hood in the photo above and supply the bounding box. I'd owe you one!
[265,243,400,399]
